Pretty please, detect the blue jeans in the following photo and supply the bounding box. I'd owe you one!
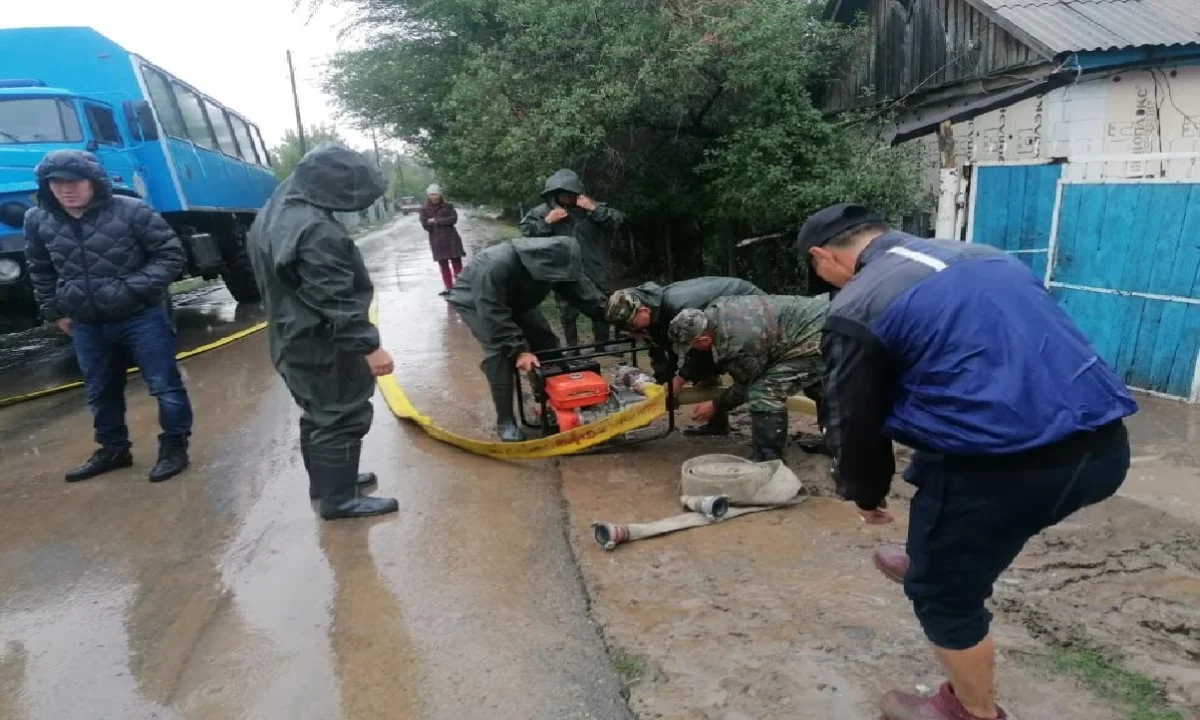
[71,306,193,451]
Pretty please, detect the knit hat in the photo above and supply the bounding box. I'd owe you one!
[426,184,442,195]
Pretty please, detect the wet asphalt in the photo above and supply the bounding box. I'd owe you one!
[0,216,631,720]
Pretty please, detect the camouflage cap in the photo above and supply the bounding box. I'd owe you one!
[668,308,710,347]
[605,289,644,327]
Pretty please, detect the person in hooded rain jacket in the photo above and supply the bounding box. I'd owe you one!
[605,277,765,435]
[419,183,466,295]
[24,149,192,484]
[447,236,609,442]
[247,142,399,521]
[518,169,621,347]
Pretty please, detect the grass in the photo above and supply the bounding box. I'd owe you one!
[609,647,647,689]
[538,293,597,334]
[1042,647,1184,720]
[468,214,521,248]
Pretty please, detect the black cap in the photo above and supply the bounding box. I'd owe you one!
[793,203,884,295]
[42,169,89,182]
[793,203,884,257]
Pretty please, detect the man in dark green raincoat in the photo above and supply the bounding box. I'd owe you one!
[447,236,608,442]
[519,169,622,347]
[248,142,399,521]
[605,277,765,436]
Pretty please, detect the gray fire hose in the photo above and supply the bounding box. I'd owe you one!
[592,454,807,551]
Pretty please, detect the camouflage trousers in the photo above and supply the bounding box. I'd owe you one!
[747,356,824,414]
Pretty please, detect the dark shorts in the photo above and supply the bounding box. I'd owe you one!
[903,421,1130,650]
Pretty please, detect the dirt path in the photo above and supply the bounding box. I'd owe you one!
[559,409,1199,719]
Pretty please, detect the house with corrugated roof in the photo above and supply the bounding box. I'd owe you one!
[825,0,1200,402]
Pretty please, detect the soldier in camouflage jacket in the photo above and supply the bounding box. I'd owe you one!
[669,295,828,461]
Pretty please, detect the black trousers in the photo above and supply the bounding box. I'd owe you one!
[279,350,375,451]
[902,421,1130,650]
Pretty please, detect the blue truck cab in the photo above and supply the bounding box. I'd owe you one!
[0,27,278,333]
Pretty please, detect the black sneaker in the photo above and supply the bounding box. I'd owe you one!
[65,448,133,483]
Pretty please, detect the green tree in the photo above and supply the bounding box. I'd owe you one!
[269,123,351,180]
[319,0,926,290]
[374,148,439,200]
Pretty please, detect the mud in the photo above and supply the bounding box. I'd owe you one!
[561,391,1200,718]
[997,498,1200,708]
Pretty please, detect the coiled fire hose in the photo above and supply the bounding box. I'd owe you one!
[592,454,808,551]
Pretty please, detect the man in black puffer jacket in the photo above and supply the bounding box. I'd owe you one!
[24,150,192,483]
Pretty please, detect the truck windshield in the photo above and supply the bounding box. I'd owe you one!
[0,98,83,144]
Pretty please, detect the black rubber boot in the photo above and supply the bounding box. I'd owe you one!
[491,382,526,443]
[303,435,378,499]
[592,320,611,344]
[562,321,579,349]
[683,410,730,437]
[148,441,190,483]
[65,447,133,483]
[309,472,378,500]
[313,444,399,521]
[749,411,789,462]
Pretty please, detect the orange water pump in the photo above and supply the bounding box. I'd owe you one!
[542,371,612,431]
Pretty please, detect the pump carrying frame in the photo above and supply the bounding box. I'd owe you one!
[513,338,677,447]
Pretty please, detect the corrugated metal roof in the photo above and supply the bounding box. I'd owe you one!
[972,0,1200,54]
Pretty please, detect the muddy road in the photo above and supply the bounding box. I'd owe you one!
[0,213,1197,720]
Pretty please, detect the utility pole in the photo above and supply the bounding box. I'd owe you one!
[287,50,307,156]
[370,128,381,167]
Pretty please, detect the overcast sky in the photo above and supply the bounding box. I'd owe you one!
[1,0,377,150]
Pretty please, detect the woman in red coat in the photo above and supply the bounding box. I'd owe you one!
[419,184,467,295]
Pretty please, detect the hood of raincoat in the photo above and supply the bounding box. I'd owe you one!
[35,150,113,215]
[624,281,665,312]
[541,169,585,199]
[510,236,584,283]
[290,142,386,212]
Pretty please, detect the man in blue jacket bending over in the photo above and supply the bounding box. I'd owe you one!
[796,203,1136,720]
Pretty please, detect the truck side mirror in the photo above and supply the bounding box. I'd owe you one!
[123,100,160,142]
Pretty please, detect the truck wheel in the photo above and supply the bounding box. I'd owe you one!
[221,246,261,303]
